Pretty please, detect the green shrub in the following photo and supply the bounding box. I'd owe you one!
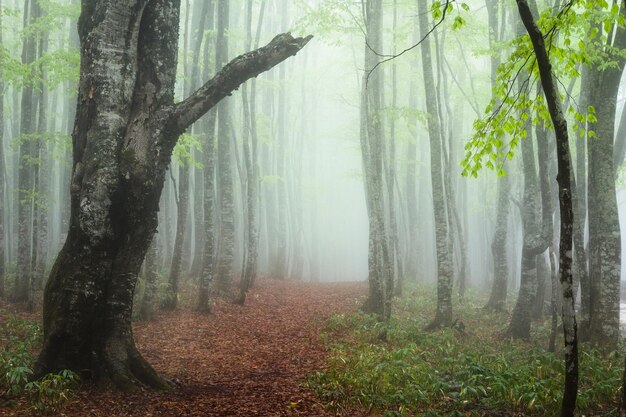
[0,314,78,413]
[309,286,623,416]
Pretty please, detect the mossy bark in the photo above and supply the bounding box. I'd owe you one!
[34,0,311,390]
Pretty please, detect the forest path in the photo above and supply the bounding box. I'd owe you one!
[59,279,367,416]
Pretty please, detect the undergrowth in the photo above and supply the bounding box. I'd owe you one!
[309,286,623,416]
[0,313,78,413]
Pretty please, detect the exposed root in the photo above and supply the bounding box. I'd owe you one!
[35,338,172,392]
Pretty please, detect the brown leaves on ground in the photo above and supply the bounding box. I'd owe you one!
[1,279,367,417]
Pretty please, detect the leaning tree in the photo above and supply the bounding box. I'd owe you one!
[33,0,311,391]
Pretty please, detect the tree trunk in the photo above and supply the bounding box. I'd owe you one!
[33,0,310,390]
[587,3,626,350]
[138,237,159,321]
[516,1,578,414]
[417,0,452,329]
[484,0,510,312]
[237,0,265,303]
[15,0,39,303]
[0,0,5,299]
[360,0,393,321]
[215,0,235,292]
[33,25,50,292]
[196,0,216,312]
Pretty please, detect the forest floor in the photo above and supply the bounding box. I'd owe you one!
[0,279,368,416]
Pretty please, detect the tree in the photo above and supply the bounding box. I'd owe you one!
[197,0,217,312]
[237,0,266,303]
[0,0,5,299]
[360,0,393,321]
[417,0,453,329]
[515,1,577,414]
[587,1,626,350]
[15,0,40,303]
[33,1,311,390]
[483,0,510,312]
[214,0,236,292]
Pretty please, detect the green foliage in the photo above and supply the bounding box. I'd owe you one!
[0,315,78,413]
[173,132,203,168]
[309,287,623,416]
[462,0,623,178]
[1,315,42,398]
[431,0,469,30]
[25,370,79,413]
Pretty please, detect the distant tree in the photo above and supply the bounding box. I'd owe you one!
[14,0,40,304]
[237,0,266,304]
[197,0,217,312]
[483,0,510,312]
[215,0,236,292]
[0,0,5,299]
[34,1,311,390]
[162,0,207,310]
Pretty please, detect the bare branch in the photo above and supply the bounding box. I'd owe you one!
[170,33,312,133]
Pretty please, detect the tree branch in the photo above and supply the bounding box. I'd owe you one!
[170,32,312,133]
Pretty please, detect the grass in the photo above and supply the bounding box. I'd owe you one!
[0,311,78,413]
[308,286,624,416]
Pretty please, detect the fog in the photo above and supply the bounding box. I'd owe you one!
[2,0,626,309]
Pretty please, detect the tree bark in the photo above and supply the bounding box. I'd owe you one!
[417,0,453,329]
[516,1,578,414]
[138,237,159,321]
[484,0,510,312]
[587,2,626,350]
[0,0,5,299]
[196,0,216,312]
[15,0,39,303]
[214,0,235,292]
[33,0,310,390]
[34,24,50,292]
[360,0,393,321]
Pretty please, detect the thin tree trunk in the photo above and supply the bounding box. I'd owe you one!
[34,22,50,293]
[516,1,578,414]
[15,0,39,303]
[197,0,217,312]
[215,0,235,292]
[484,0,510,312]
[417,0,452,329]
[237,0,266,303]
[0,0,5,299]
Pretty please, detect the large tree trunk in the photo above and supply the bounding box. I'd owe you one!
[33,0,310,390]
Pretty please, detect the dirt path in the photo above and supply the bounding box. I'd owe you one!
[3,279,366,416]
